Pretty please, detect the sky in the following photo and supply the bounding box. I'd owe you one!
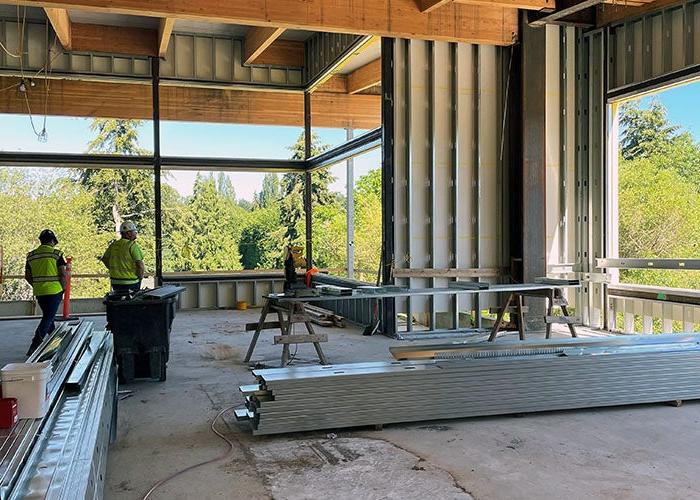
[630,80,700,141]
[0,115,380,200]
[1,78,697,199]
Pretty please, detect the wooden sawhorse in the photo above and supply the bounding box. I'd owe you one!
[243,296,329,366]
[488,288,578,341]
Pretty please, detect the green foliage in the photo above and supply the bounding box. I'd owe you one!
[619,100,681,160]
[79,119,155,255]
[0,170,111,299]
[1,124,385,300]
[280,132,336,245]
[618,100,700,290]
[253,173,280,208]
[239,205,284,269]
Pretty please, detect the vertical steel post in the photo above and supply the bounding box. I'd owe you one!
[304,91,313,270]
[521,20,548,329]
[428,42,436,331]
[404,39,413,333]
[346,128,355,279]
[451,42,459,330]
[151,57,163,286]
[381,37,396,336]
[473,45,482,329]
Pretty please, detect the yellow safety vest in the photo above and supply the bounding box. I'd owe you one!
[103,239,142,285]
[26,244,64,296]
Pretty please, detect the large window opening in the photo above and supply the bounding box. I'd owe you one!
[611,81,700,332]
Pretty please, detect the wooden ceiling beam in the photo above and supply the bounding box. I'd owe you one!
[244,26,285,65]
[20,0,519,45]
[0,77,380,129]
[158,18,175,57]
[255,39,304,67]
[347,59,381,94]
[317,75,348,93]
[71,23,158,56]
[420,0,553,12]
[44,8,71,50]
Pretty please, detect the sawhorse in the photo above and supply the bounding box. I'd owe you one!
[488,288,578,341]
[243,296,329,366]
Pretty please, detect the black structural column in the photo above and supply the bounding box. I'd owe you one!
[304,91,313,270]
[521,20,547,328]
[381,37,396,336]
[151,57,163,285]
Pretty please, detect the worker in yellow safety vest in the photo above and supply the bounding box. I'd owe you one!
[24,229,67,356]
[100,221,145,293]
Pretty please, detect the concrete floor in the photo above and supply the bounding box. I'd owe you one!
[2,311,700,500]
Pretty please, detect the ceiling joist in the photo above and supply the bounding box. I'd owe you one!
[347,59,381,94]
[19,0,519,45]
[158,18,175,57]
[419,0,553,12]
[244,26,285,65]
[44,8,71,50]
[254,39,304,67]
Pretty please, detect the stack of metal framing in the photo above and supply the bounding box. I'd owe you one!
[236,334,700,435]
[0,321,116,500]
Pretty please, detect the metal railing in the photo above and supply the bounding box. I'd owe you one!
[598,258,700,334]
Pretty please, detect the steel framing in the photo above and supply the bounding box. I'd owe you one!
[237,334,700,435]
[390,39,507,336]
[606,0,700,101]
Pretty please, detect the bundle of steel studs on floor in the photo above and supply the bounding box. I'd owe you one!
[235,334,700,435]
[0,320,116,500]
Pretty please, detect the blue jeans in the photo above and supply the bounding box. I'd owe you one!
[34,291,63,342]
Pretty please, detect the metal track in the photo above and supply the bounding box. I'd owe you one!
[0,322,117,500]
[236,334,700,435]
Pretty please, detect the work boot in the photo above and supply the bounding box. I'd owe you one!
[26,336,43,357]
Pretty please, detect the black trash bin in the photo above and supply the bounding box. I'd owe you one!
[105,285,185,383]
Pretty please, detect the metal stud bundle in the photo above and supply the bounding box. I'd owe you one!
[236,334,700,435]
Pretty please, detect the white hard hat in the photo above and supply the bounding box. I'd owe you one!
[120,221,137,233]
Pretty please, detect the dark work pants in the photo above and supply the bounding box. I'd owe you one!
[112,281,141,293]
[30,292,64,353]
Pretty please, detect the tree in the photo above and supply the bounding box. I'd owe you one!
[184,173,244,270]
[239,205,284,269]
[617,99,700,291]
[0,169,111,300]
[619,100,681,160]
[79,119,154,238]
[217,172,236,201]
[279,132,335,245]
[253,173,280,208]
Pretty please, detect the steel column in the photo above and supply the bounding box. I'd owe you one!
[151,57,163,285]
[428,42,436,330]
[451,42,459,330]
[473,45,482,329]
[521,20,548,329]
[304,91,313,270]
[381,37,396,336]
[346,128,355,279]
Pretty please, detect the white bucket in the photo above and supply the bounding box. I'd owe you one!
[1,362,51,419]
